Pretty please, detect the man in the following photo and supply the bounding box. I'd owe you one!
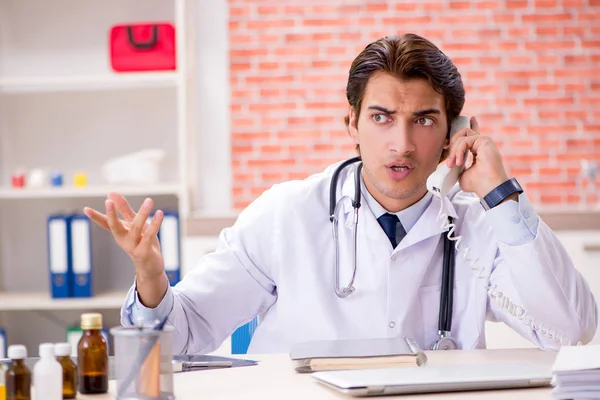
[84,33,597,355]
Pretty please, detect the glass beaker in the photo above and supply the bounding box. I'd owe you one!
[110,325,175,400]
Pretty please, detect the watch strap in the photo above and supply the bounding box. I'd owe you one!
[481,178,524,210]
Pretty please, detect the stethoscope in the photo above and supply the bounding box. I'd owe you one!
[329,156,458,350]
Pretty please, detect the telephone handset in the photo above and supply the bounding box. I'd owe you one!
[427,115,580,347]
[426,115,471,199]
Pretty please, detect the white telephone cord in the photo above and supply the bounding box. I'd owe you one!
[436,202,582,347]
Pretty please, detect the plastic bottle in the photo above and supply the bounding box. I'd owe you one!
[5,344,31,400]
[55,343,77,399]
[33,343,62,400]
[77,313,108,394]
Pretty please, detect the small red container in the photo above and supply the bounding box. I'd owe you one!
[109,23,176,72]
[11,173,25,188]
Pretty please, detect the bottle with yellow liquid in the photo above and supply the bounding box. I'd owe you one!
[77,313,108,394]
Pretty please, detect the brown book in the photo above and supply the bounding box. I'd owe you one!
[289,336,427,373]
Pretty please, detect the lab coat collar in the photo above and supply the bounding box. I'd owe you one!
[337,162,460,248]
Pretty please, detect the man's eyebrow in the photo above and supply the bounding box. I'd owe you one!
[367,105,396,114]
[413,108,441,117]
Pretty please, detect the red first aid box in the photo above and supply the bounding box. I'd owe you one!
[109,23,176,72]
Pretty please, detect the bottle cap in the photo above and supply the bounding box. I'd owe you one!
[54,342,71,357]
[8,344,27,360]
[81,312,103,330]
[39,343,55,358]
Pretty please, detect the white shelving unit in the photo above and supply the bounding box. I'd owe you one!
[0,291,128,311]
[0,0,197,354]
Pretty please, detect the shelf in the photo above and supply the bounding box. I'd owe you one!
[0,184,182,199]
[0,72,179,94]
[0,291,128,311]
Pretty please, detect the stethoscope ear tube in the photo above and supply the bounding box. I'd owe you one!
[329,156,361,221]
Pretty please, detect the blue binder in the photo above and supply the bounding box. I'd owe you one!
[231,317,259,355]
[0,327,6,359]
[70,214,93,297]
[47,214,72,298]
[159,211,181,286]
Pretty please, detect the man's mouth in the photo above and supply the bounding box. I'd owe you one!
[391,166,410,172]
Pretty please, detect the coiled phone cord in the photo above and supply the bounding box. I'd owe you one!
[435,203,582,347]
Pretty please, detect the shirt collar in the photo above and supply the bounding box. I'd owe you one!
[360,174,433,233]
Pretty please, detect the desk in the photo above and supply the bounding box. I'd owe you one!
[78,348,558,399]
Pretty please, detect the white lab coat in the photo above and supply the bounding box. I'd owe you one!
[122,161,598,354]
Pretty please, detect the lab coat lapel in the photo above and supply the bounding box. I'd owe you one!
[396,195,459,251]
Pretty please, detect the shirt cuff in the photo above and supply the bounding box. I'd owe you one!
[484,192,540,246]
[129,284,175,325]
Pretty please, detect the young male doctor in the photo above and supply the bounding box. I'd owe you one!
[85,33,597,355]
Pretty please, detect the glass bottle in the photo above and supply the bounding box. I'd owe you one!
[77,313,108,394]
[55,342,77,399]
[5,344,31,400]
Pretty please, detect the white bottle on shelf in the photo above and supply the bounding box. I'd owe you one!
[33,343,63,400]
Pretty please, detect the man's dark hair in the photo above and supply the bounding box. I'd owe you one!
[344,33,465,154]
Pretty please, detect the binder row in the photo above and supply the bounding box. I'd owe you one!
[47,211,181,299]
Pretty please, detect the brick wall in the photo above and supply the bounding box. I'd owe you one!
[228,0,600,210]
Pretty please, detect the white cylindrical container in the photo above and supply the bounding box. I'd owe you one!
[34,343,63,400]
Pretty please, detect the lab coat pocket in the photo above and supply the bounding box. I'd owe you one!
[418,279,481,350]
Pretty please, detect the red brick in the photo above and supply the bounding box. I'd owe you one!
[422,2,444,11]
[230,7,250,17]
[506,0,527,7]
[579,12,600,21]
[525,41,574,51]
[232,132,269,140]
[247,20,295,30]
[245,75,294,85]
[248,102,296,112]
[540,195,563,204]
[522,13,572,23]
[534,0,557,7]
[564,27,586,36]
[260,145,282,154]
[396,3,418,11]
[494,14,515,23]
[537,84,559,91]
[257,6,279,15]
[259,62,279,70]
[536,27,559,36]
[449,1,471,9]
[439,15,486,24]
[383,16,432,25]
[366,3,388,11]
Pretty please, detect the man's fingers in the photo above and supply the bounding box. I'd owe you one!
[83,207,110,232]
[105,200,128,239]
[470,116,480,134]
[454,136,478,166]
[129,198,154,244]
[107,192,137,222]
[139,210,163,248]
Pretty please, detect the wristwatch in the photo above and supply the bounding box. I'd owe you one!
[480,178,524,210]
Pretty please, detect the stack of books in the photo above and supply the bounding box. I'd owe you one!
[551,344,600,399]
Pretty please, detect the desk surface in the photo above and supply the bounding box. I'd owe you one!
[78,348,558,400]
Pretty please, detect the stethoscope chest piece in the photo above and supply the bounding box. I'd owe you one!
[430,331,458,350]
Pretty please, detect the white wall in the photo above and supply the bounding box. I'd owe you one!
[192,0,232,214]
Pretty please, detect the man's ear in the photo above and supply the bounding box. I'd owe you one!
[348,107,359,146]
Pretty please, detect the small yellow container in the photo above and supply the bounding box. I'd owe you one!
[73,172,88,187]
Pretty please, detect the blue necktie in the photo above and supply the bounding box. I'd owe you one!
[378,213,401,248]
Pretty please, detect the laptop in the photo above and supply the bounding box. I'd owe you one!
[311,362,552,397]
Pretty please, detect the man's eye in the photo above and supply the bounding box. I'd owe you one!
[416,117,434,126]
[372,114,390,124]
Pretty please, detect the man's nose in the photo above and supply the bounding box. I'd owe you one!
[389,124,416,154]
